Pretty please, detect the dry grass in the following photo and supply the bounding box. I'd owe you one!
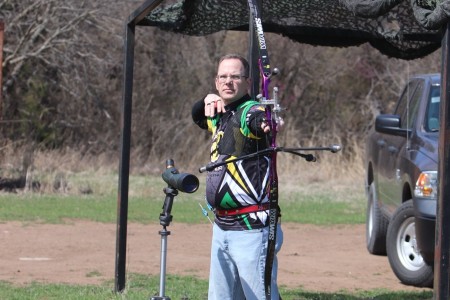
[0,137,365,196]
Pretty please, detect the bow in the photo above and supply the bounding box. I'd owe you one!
[247,1,280,298]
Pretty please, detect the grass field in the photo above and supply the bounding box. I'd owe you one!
[0,274,434,300]
[0,173,434,299]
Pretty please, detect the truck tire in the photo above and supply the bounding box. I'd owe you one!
[386,200,433,287]
[366,182,388,255]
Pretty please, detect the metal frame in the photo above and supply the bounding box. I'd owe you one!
[115,0,164,293]
[115,1,450,297]
[435,22,450,299]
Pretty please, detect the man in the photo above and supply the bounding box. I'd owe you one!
[192,54,283,300]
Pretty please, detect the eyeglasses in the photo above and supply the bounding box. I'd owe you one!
[216,74,248,83]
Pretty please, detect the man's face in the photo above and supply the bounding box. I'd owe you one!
[215,58,250,104]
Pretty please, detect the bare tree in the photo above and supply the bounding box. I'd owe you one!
[0,0,443,175]
[0,0,126,147]
[2,1,92,81]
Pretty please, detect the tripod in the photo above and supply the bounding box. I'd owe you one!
[150,185,177,300]
[150,158,199,299]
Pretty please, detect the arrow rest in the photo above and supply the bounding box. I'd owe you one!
[258,83,285,128]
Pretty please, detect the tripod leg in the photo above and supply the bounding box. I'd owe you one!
[150,227,171,300]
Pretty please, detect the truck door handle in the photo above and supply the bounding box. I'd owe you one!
[388,146,397,154]
[377,140,386,148]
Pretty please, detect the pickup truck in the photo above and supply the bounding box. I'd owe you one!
[364,73,440,287]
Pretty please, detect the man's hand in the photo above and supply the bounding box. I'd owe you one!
[204,94,225,117]
[261,117,284,133]
[261,120,270,133]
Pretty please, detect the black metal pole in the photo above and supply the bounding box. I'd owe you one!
[114,0,166,293]
[435,22,450,300]
[115,21,135,293]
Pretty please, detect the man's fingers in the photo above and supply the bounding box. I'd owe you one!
[205,98,224,116]
[261,121,271,133]
[216,99,225,113]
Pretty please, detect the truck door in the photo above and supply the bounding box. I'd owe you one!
[377,79,422,212]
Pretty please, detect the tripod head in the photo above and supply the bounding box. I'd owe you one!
[159,159,199,227]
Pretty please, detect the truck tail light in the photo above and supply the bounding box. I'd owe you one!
[414,171,438,198]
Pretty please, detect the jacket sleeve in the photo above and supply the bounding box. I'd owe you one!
[192,98,207,130]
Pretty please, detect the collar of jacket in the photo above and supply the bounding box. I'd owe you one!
[224,94,252,112]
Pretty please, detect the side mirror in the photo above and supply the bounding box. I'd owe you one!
[375,114,410,137]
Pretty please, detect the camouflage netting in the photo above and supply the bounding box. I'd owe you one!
[140,0,450,59]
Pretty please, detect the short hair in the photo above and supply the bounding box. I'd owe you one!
[217,54,249,77]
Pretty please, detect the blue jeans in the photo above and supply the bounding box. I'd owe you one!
[208,223,284,300]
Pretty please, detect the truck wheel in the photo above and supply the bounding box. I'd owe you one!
[386,200,433,287]
[366,182,388,255]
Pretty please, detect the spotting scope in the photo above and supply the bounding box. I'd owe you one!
[162,159,199,193]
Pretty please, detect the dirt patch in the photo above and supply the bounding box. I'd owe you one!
[0,221,431,293]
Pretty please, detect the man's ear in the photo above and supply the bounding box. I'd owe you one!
[215,78,220,91]
[245,77,252,93]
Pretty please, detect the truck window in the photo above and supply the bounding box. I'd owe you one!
[400,80,424,129]
[425,85,441,132]
[395,80,418,117]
